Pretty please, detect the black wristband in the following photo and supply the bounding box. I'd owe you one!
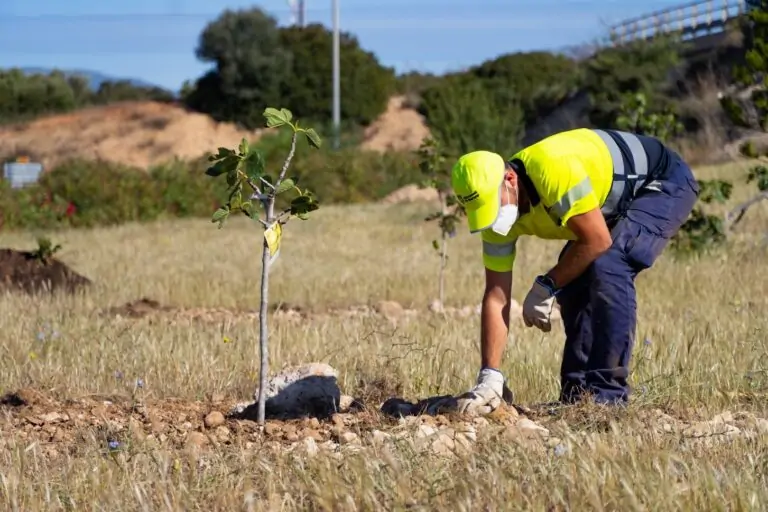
[536,274,559,296]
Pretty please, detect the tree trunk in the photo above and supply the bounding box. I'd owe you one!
[257,199,276,425]
[437,189,447,310]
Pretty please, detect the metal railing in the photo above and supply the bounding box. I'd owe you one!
[607,0,757,45]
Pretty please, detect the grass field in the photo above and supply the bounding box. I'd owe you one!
[0,160,767,510]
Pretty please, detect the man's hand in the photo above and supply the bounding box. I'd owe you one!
[522,276,557,332]
[456,368,506,416]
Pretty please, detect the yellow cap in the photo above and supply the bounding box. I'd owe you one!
[451,150,506,233]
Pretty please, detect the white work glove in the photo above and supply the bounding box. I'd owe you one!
[522,275,557,332]
[455,368,506,416]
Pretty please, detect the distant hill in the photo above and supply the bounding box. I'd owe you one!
[13,66,170,93]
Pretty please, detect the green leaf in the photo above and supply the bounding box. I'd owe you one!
[296,212,309,220]
[290,194,319,215]
[264,107,293,128]
[212,206,230,228]
[238,137,249,156]
[227,170,239,187]
[432,240,440,250]
[243,151,265,182]
[275,178,296,195]
[210,147,235,161]
[280,108,293,123]
[206,154,239,177]
[303,128,322,149]
[230,190,243,211]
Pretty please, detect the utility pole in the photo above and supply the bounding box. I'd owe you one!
[287,0,305,27]
[298,0,305,27]
[332,0,340,149]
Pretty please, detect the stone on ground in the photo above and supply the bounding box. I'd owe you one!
[232,363,348,420]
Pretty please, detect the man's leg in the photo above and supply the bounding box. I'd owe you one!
[584,156,700,404]
[555,241,595,403]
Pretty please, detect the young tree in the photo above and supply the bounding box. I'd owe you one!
[416,137,465,311]
[205,107,321,424]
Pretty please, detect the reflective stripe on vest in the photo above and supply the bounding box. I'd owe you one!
[483,239,516,257]
[592,129,649,216]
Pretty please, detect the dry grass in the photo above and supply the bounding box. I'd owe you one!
[0,160,767,510]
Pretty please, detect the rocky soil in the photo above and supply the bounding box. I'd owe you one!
[2,364,766,463]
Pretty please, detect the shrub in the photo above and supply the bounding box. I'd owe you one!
[0,147,423,232]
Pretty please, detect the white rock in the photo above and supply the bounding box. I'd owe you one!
[339,432,360,445]
[517,418,550,437]
[254,362,338,401]
[370,430,392,445]
[431,433,456,456]
[339,395,355,411]
[712,411,734,424]
[416,425,437,438]
[237,363,342,418]
[683,421,741,438]
[301,437,319,457]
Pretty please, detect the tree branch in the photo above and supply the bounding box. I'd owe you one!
[246,179,263,196]
[277,132,298,186]
[726,190,768,229]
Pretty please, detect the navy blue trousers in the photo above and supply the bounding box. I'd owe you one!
[555,156,700,404]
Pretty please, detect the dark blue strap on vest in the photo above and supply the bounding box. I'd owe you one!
[592,129,651,219]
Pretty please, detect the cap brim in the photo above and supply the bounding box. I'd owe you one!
[467,190,501,234]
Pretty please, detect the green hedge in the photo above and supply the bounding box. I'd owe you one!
[0,145,422,231]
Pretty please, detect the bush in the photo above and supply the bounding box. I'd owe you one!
[418,75,524,158]
[0,146,424,232]
[0,68,175,125]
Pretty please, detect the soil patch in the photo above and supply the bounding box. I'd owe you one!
[0,248,92,295]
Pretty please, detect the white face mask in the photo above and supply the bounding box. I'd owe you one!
[491,182,519,236]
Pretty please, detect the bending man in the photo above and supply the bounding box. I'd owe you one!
[451,128,699,413]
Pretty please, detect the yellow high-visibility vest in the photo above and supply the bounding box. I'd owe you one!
[481,127,670,272]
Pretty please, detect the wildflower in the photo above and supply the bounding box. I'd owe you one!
[643,337,652,346]
[554,444,567,457]
[136,378,144,388]
[108,440,120,450]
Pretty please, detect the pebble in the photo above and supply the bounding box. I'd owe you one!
[339,432,360,445]
[204,411,225,429]
[186,432,208,449]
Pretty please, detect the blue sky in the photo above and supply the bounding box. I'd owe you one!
[0,0,688,92]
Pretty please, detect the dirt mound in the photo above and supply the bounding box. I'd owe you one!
[0,95,430,172]
[360,96,431,153]
[0,248,91,295]
[0,101,264,170]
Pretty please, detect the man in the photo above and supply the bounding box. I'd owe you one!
[450,127,700,414]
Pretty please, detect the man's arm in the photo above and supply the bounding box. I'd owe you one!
[545,206,612,289]
[480,268,513,369]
